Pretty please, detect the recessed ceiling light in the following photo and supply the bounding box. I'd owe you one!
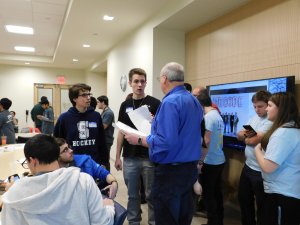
[25,62,30,65]
[5,25,34,35]
[14,46,35,52]
[72,59,79,62]
[83,44,90,48]
[103,15,114,21]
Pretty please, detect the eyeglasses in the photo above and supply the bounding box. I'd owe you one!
[21,159,29,169]
[78,93,92,98]
[60,146,72,155]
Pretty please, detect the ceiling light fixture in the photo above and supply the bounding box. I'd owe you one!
[103,15,114,21]
[25,62,30,65]
[83,44,91,48]
[5,25,34,35]
[14,46,35,52]
[72,59,79,62]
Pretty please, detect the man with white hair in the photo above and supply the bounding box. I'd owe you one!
[124,62,203,225]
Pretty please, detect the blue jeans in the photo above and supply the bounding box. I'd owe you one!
[123,157,155,225]
[152,161,198,225]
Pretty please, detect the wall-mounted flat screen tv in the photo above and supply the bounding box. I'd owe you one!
[207,76,295,150]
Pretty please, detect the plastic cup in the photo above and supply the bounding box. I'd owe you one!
[1,136,7,145]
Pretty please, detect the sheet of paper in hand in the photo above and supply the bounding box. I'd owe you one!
[113,121,147,136]
[127,105,152,136]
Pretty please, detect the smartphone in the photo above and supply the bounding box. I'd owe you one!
[4,174,20,182]
[243,125,257,135]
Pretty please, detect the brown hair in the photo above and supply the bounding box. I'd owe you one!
[54,137,66,147]
[261,92,300,150]
[251,90,271,103]
[128,68,146,81]
[69,83,91,106]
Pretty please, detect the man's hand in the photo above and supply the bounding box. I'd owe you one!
[0,176,15,192]
[123,132,139,145]
[115,158,123,171]
[103,198,114,207]
[244,129,256,138]
[193,180,202,196]
[101,181,118,199]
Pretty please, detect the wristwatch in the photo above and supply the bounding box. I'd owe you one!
[138,137,142,145]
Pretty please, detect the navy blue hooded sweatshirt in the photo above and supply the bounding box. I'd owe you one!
[54,107,108,165]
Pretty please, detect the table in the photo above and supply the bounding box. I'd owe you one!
[15,133,37,138]
[0,144,28,180]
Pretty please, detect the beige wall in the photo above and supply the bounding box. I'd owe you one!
[185,0,300,201]
[186,0,299,95]
[85,71,107,102]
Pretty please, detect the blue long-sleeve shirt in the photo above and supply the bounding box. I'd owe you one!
[147,85,203,164]
[73,154,109,181]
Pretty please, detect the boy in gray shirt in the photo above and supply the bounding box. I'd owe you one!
[0,98,15,144]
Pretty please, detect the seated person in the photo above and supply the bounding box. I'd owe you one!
[10,111,18,133]
[1,134,115,225]
[0,98,15,144]
[55,137,118,199]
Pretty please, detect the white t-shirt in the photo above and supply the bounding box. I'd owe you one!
[244,115,272,171]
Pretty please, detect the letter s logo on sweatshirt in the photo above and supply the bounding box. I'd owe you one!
[77,121,89,139]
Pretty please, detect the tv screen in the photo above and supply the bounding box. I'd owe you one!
[207,76,295,150]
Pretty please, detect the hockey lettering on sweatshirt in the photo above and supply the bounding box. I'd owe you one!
[54,107,108,165]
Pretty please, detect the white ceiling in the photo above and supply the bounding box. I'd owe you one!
[0,0,251,72]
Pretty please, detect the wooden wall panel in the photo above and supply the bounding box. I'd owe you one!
[185,0,300,203]
[186,0,300,89]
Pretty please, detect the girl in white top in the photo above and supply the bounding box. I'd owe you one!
[255,92,300,225]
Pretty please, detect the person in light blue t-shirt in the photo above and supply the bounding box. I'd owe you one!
[237,90,272,225]
[197,91,225,225]
[255,92,300,225]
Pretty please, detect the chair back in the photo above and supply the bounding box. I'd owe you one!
[17,136,30,143]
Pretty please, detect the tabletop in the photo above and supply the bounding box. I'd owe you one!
[0,144,28,180]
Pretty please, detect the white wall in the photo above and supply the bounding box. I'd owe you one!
[0,65,106,130]
[153,27,186,100]
[105,1,191,161]
[85,71,107,108]
[107,25,154,117]
[107,0,191,117]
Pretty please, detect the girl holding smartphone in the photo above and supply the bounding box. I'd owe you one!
[255,92,300,225]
